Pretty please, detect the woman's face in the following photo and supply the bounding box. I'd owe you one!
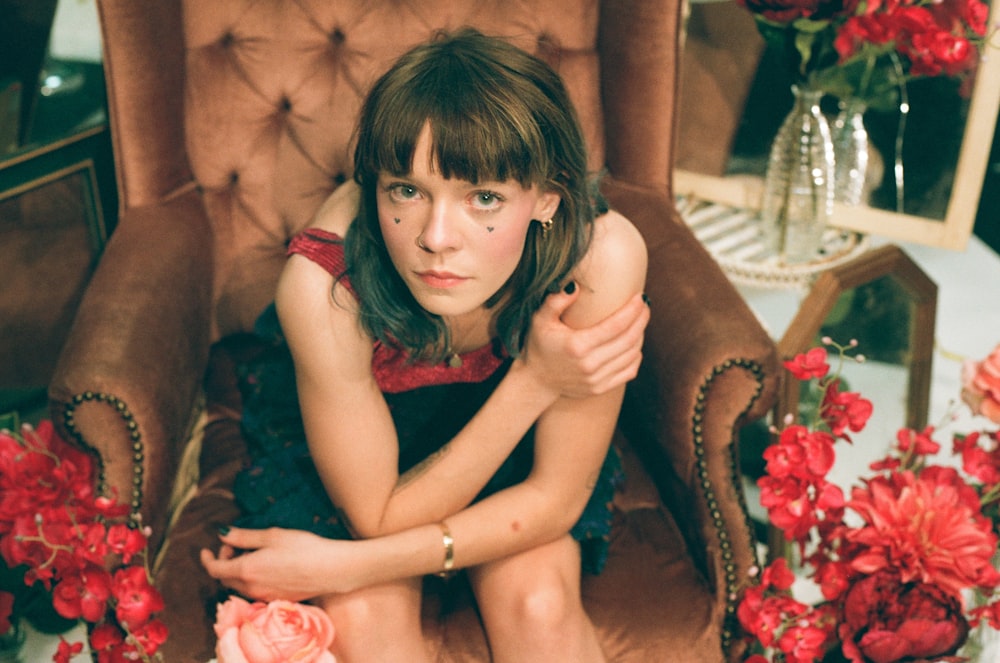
[377,124,560,321]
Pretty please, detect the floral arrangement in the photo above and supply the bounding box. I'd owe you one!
[961,344,1000,422]
[214,595,336,663]
[0,418,167,662]
[735,0,992,108]
[739,340,1000,662]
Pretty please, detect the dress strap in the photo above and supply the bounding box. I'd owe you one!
[288,229,349,281]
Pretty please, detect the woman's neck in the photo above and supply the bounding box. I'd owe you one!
[444,307,494,355]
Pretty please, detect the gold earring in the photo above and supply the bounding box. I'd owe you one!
[538,218,554,238]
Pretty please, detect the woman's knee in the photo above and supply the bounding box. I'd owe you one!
[484,565,584,635]
[515,576,581,629]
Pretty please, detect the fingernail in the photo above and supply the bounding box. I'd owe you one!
[216,524,231,536]
[563,280,576,295]
[642,293,650,307]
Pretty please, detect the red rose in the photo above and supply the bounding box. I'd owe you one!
[737,0,859,23]
[838,571,969,662]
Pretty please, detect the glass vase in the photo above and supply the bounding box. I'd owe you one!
[759,85,835,264]
[831,97,870,207]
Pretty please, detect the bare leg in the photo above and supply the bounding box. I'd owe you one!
[468,535,606,663]
[314,576,430,663]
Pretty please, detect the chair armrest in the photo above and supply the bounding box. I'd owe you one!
[48,190,214,546]
[603,177,779,658]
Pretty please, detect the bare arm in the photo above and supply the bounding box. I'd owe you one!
[202,211,648,598]
[279,187,647,538]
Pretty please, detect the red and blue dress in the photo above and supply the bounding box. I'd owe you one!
[233,229,620,574]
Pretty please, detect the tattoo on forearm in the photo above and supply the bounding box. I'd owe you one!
[395,443,451,491]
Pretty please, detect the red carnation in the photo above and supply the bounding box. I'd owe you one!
[848,471,1000,597]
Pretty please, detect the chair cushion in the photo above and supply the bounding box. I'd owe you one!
[152,339,722,662]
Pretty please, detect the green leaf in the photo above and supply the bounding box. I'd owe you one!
[0,411,17,431]
[795,30,818,75]
[792,17,831,33]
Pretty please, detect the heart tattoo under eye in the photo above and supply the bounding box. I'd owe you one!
[394,217,401,224]
[486,226,494,233]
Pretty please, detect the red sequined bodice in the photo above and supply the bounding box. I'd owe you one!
[287,229,505,394]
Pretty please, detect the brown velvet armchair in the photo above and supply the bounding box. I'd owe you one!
[48,1,779,660]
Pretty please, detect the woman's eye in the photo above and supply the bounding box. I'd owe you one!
[471,191,503,210]
[388,184,419,201]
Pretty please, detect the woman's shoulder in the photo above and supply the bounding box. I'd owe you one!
[567,210,647,323]
[278,181,363,318]
[589,210,646,277]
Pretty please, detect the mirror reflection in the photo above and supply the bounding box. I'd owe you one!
[675,0,1000,249]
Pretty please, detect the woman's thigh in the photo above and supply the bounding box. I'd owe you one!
[313,576,426,655]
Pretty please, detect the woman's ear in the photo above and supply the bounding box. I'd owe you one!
[533,190,562,221]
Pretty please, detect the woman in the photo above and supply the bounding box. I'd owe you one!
[202,29,648,662]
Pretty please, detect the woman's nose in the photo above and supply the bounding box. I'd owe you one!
[417,203,460,252]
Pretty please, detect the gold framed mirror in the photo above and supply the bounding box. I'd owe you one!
[674,0,1000,251]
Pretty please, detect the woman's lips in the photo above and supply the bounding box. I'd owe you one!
[417,270,467,288]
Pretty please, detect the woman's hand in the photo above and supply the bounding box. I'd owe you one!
[520,287,649,400]
[201,528,361,602]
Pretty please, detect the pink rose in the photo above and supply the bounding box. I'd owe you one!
[962,345,1000,423]
[215,596,336,663]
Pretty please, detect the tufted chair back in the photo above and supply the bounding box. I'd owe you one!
[106,0,674,339]
[50,0,780,660]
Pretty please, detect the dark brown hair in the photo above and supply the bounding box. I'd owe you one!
[344,28,596,359]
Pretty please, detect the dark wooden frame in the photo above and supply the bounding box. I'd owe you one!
[767,243,938,554]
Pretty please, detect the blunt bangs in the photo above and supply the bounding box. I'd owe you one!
[346,29,594,360]
[358,38,558,187]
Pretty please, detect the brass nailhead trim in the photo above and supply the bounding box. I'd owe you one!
[62,392,144,524]
[693,358,765,657]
